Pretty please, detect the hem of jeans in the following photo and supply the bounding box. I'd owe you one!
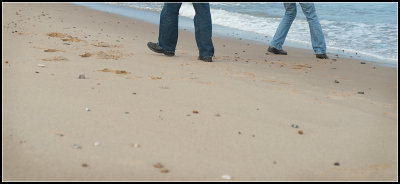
[163,50,175,54]
[269,43,282,50]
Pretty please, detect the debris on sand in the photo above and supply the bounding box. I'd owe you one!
[153,163,164,168]
[131,143,140,148]
[160,168,169,173]
[73,144,82,149]
[221,174,231,180]
[80,52,92,57]
[47,32,69,38]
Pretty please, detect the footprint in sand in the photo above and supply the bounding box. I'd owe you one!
[80,50,129,60]
[91,42,120,48]
[44,49,64,52]
[41,56,68,61]
[149,75,162,80]
[98,68,129,74]
[47,32,84,42]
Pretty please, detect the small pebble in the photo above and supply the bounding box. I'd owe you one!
[273,161,277,165]
[192,110,199,114]
[82,163,88,167]
[334,162,340,166]
[238,131,241,135]
[94,142,101,147]
[85,107,90,112]
[160,169,169,173]
[291,124,299,128]
[132,92,136,95]
[131,143,140,148]
[360,61,366,64]
[221,174,231,180]
[298,130,303,135]
[334,80,340,83]
[357,91,365,94]
[215,114,221,117]
[73,144,82,149]
[125,112,129,114]
[35,71,39,73]
[78,74,85,79]
[153,163,164,168]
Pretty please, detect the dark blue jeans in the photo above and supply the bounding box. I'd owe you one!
[158,3,214,58]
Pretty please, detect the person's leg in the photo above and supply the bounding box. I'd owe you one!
[299,3,326,55]
[192,3,214,58]
[158,3,182,54]
[269,3,297,50]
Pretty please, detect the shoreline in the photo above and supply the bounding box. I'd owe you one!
[3,3,398,181]
[76,2,398,68]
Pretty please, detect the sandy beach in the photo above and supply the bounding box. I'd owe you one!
[2,3,398,181]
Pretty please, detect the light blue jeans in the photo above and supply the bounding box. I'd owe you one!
[158,3,214,57]
[270,3,327,54]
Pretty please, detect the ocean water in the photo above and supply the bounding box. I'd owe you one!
[76,2,398,67]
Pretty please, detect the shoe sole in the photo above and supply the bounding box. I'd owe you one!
[268,48,287,55]
[198,57,212,62]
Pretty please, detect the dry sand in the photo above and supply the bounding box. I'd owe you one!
[2,3,398,181]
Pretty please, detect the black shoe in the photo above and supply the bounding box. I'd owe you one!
[147,42,175,56]
[198,56,213,62]
[268,46,288,55]
[316,53,328,59]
